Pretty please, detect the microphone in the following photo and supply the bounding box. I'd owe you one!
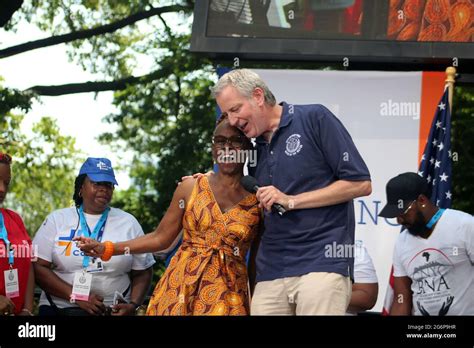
[240,175,286,216]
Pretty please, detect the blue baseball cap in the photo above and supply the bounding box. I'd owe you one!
[78,157,118,185]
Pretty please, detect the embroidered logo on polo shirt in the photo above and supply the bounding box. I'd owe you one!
[285,134,303,156]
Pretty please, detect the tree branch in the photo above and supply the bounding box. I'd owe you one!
[0,4,192,59]
[25,66,174,96]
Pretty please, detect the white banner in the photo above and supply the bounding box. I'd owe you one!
[254,69,436,312]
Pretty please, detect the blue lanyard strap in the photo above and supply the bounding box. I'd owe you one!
[0,211,14,266]
[426,208,445,229]
[78,206,110,268]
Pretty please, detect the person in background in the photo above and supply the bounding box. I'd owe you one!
[0,152,35,316]
[380,172,474,315]
[33,157,154,316]
[346,240,378,315]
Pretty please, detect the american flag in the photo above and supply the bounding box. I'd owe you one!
[418,88,453,208]
[381,87,453,315]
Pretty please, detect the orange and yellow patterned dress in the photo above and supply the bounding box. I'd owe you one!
[146,176,261,315]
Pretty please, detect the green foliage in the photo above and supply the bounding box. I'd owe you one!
[451,86,474,214]
[18,1,193,76]
[1,113,82,235]
[0,82,33,115]
[103,40,216,232]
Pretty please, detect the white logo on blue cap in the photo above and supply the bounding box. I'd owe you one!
[96,161,111,171]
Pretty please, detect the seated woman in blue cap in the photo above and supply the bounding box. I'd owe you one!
[33,157,155,315]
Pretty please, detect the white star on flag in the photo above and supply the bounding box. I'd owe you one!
[385,88,452,317]
[439,173,449,182]
[418,171,424,177]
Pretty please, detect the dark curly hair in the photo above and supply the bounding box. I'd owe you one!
[0,153,12,165]
[72,174,87,207]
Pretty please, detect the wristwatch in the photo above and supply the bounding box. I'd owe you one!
[129,301,145,315]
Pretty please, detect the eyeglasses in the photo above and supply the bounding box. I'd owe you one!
[400,199,416,216]
[89,180,114,190]
[212,135,245,148]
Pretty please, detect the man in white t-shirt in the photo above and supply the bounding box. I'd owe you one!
[379,172,474,316]
[346,241,378,315]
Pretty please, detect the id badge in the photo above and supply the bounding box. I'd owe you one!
[71,271,92,301]
[3,268,19,298]
[86,259,104,273]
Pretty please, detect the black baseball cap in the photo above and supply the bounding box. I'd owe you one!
[379,172,429,218]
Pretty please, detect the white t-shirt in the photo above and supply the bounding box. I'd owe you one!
[354,241,378,284]
[393,209,474,315]
[33,207,155,308]
[346,241,378,315]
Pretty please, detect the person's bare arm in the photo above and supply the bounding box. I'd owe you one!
[257,179,372,211]
[347,282,378,314]
[390,276,413,315]
[111,267,153,316]
[33,258,106,315]
[0,295,15,315]
[75,178,195,256]
[18,264,35,315]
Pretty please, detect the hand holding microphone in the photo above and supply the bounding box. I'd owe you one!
[240,176,292,215]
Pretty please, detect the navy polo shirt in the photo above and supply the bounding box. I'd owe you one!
[250,102,371,282]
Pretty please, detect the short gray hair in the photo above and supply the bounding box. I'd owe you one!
[211,69,276,106]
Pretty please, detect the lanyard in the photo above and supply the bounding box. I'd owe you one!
[78,205,110,269]
[0,210,14,266]
[426,208,445,229]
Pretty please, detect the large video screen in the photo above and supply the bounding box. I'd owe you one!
[205,0,473,42]
[191,0,474,65]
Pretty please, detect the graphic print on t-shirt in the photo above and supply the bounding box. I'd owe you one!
[408,247,454,316]
[57,229,84,257]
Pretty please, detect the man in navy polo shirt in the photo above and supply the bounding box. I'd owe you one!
[212,69,372,315]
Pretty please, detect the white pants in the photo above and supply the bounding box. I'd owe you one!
[251,272,351,315]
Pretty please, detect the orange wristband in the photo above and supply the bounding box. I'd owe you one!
[101,241,114,261]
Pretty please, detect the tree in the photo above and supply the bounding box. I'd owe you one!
[451,85,474,214]
[1,109,82,234]
[2,1,216,284]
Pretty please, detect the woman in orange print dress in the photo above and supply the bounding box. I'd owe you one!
[75,117,262,315]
